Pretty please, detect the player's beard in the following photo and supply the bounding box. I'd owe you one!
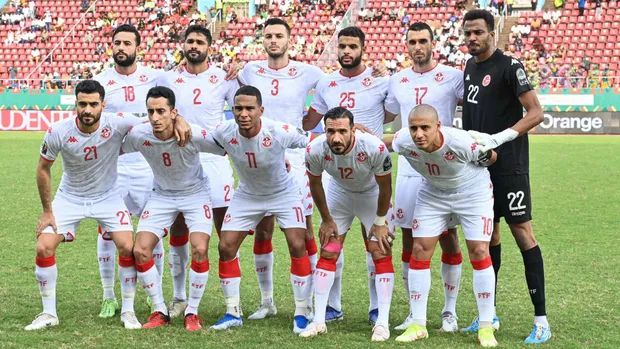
[412,50,431,66]
[328,138,352,155]
[113,51,137,67]
[266,45,287,59]
[338,54,362,69]
[185,50,208,64]
[78,112,101,127]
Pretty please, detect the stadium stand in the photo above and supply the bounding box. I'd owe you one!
[0,0,618,88]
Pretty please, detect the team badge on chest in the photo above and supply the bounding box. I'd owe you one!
[209,75,219,84]
[356,151,368,163]
[262,135,272,148]
[434,72,444,82]
[361,77,372,87]
[443,151,455,161]
[101,127,111,139]
[482,74,491,87]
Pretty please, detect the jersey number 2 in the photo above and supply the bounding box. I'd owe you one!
[193,88,202,105]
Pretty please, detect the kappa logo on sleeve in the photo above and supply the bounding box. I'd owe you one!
[41,141,48,155]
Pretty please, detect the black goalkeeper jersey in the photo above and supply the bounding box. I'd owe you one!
[462,49,533,176]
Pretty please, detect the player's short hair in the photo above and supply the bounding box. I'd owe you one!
[338,26,365,47]
[75,79,105,100]
[463,9,495,32]
[146,86,176,108]
[184,24,212,45]
[264,18,291,35]
[410,104,439,121]
[112,24,141,46]
[407,22,434,41]
[234,85,262,106]
[323,107,354,127]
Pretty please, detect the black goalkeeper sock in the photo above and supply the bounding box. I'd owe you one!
[522,245,547,316]
[489,244,501,306]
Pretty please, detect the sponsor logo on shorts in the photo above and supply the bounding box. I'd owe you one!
[412,219,419,230]
[65,231,75,242]
[224,213,232,223]
[396,208,404,219]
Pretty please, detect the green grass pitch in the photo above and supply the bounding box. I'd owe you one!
[0,132,618,348]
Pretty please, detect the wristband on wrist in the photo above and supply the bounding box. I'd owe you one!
[373,215,386,226]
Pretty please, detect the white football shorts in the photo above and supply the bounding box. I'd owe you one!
[117,161,154,216]
[42,189,132,242]
[411,180,494,241]
[201,154,235,208]
[138,188,214,239]
[222,189,306,231]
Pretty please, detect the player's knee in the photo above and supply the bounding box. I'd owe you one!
[319,249,339,260]
[287,238,306,257]
[509,222,537,250]
[218,240,237,260]
[35,241,55,258]
[467,243,489,260]
[133,245,152,264]
[411,240,431,258]
[191,244,209,260]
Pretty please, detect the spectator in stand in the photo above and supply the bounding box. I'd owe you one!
[595,0,602,20]
[366,8,375,21]
[401,12,410,26]
[5,31,15,45]
[43,10,52,31]
[359,7,368,19]
[31,47,41,63]
[389,8,399,20]
[578,0,585,16]
[9,66,18,88]
[81,0,90,12]
[531,0,537,11]
[54,16,65,31]
[506,0,513,15]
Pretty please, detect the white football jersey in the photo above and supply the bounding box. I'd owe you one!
[306,131,392,193]
[385,64,464,177]
[93,64,162,114]
[159,65,238,131]
[311,67,389,137]
[392,126,489,191]
[239,60,324,128]
[94,64,163,166]
[122,124,225,196]
[211,117,308,196]
[40,113,142,198]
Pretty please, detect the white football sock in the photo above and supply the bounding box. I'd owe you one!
[137,260,166,314]
[35,256,58,318]
[186,260,209,315]
[408,262,431,326]
[169,242,189,301]
[366,252,378,312]
[97,233,116,300]
[327,251,344,311]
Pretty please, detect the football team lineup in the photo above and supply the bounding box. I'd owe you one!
[21,9,565,347]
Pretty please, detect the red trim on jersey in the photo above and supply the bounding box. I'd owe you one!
[290,255,312,276]
[219,258,241,278]
[253,239,273,254]
[441,252,463,265]
[412,62,438,75]
[169,233,189,247]
[305,238,318,256]
[135,259,155,272]
[36,255,56,268]
[39,155,54,163]
[316,257,338,272]
[374,256,394,274]
[401,249,412,263]
[191,259,210,273]
[409,258,431,270]
[338,65,367,79]
[114,65,138,76]
[267,60,290,71]
[119,255,135,267]
[471,256,492,270]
